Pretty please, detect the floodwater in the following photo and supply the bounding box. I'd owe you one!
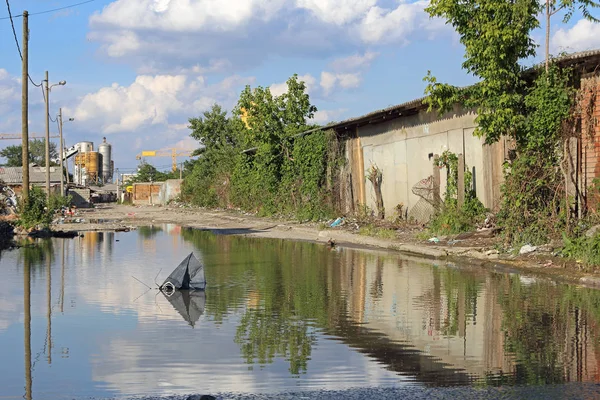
[2,225,600,399]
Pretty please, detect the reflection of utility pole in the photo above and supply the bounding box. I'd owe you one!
[21,11,30,204]
[46,255,52,365]
[24,252,32,400]
[61,240,65,314]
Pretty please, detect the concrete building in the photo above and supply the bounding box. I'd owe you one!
[323,101,508,222]
[314,50,600,222]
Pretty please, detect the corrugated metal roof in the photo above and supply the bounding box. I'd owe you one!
[0,166,62,184]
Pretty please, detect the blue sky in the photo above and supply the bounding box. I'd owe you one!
[1,0,599,172]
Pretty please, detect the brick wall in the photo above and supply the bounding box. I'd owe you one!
[132,182,163,204]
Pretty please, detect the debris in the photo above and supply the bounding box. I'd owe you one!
[160,252,206,292]
[586,224,600,238]
[486,249,499,256]
[327,238,336,248]
[519,244,537,255]
[447,239,463,245]
[330,217,344,227]
[428,237,440,243]
[537,244,554,253]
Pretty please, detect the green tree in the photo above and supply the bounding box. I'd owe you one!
[423,0,540,144]
[544,0,599,72]
[129,161,174,183]
[0,139,58,167]
[183,104,242,207]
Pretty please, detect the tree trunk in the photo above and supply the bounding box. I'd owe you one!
[546,0,551,73]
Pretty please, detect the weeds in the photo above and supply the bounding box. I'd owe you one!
[358,224,397,239]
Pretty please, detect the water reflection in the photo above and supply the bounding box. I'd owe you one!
[2,226,600,399]
[23,246,32,400]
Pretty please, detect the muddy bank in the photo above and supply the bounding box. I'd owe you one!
[51,204,600,288]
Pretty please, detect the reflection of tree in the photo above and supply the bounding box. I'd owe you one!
[137,226,163,238]
[17,239,55,273]
[494,275,564,385]
[181,228,346,374]
[487,275,600,386]
[235,308,315,375]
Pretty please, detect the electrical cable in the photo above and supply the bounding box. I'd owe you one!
[0,0,95,20]
[4,0,43,86]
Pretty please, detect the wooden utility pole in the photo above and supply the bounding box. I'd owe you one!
[59,108,64,196]
[44,71,51,197]
[21,11,29,203]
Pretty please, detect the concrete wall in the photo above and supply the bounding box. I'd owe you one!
[68,187,92,208]
[350,106,505,221]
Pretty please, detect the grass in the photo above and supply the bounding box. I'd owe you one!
[358,224,397,240]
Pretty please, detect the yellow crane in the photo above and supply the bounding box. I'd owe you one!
[135,148,194,172]
[0,133,59,140]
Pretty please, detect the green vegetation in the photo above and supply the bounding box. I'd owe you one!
[18,186,71,229]
[0,139,58,167]
[428,150,487,235]
[182,74,343,221]
[423,0,600,260]
[358,225,397,239]
[128,162,181,183]
[180,230,600,383]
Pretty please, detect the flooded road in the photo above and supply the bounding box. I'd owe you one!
[1,225,600,399]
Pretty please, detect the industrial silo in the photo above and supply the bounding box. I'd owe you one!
[98,137,112,183]
[76,141,94,153]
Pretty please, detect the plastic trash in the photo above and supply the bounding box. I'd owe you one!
[519,244,537,255]
[330,217,344,227]
[428,237,440,243]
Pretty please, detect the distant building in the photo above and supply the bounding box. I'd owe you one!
[0,165,62,195]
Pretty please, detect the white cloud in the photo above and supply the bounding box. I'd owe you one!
[329,51,379,72]
[70,73,254,134]
[269,73,317,97]
[320,71,361,95]
[312,108,348,124]
[168,136,198,152]
[0,69,20,114]
[296,0,376,25]
[88,0,445,72]
[553,19,600,53]
[90,0,286,32]
[359,1,429,44]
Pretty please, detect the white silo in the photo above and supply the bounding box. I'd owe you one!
[76,141,94,153]
[98,137,112,183]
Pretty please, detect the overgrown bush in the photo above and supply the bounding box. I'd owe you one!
[18,187,72,229]
[498,66,574,247]
[560,234,600,266]
[182,75,344,222]
[428,150,487,235]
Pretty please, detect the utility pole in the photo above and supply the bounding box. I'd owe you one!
[44,71,50,197]
[21,11,29,203]
[58,108,64,196]
[115,168,120,202]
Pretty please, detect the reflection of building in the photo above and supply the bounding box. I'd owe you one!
[332,249,600,384]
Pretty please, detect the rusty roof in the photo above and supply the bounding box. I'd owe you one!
[0,166,62,184]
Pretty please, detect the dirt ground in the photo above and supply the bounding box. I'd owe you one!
[51,203,600,288]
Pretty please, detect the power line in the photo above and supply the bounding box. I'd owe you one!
[4,0,42,87]
[0,0,96,20]
[5,0,21,59]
